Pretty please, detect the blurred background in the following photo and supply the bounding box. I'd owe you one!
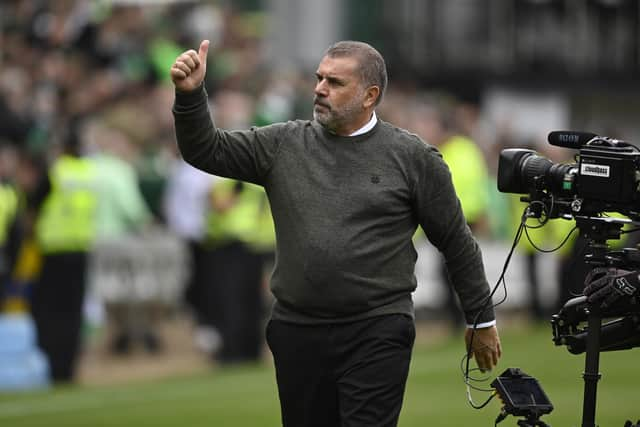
[1,0,640,425]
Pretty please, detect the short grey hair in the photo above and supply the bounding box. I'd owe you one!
[325,40,387,106]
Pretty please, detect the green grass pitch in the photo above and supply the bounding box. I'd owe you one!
[0,322,638,426]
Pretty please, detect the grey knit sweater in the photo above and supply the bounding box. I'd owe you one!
[173,86,495,325]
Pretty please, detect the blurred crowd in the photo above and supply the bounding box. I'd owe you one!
[0,0,609,387]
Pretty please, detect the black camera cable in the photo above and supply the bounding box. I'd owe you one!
[462,200,578,410]
[461,212,525,409]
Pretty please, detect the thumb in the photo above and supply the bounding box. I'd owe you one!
[198,40,210,65]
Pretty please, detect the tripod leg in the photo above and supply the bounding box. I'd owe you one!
[582,312,602,427]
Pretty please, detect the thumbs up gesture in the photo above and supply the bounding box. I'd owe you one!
[170,40,210,93]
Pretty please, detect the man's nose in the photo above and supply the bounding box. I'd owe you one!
[315,80,328,97]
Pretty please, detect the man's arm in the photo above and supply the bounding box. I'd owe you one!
[414,145,501,371]
[416,148,493,324]
[170,41,281,185]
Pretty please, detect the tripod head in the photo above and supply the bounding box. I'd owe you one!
[552,296,640,354]
[552,216,640,354]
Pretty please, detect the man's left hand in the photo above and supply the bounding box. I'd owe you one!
[464,325,502,372]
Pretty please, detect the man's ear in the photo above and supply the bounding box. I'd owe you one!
[363,86,380,109]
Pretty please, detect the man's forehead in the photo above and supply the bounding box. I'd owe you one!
[316,55,359,76]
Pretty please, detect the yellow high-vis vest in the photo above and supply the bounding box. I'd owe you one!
[439,135,489,225]
[0,183,18,246]
[36,155,99,254]
[206,179,275,251]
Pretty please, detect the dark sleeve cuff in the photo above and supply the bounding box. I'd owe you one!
[466,304,496,325]
[174,83,208,110]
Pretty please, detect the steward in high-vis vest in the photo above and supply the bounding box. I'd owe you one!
[0,182,18,248]
[35,156,98,253]
[439,134,490,230]
[31,134,99,383]
[202,178,274,363]
[0,181,19,309]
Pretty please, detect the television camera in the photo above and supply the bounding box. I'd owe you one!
[496,131,640,427]
[498,131,640,220]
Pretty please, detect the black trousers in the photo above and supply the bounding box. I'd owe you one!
[266,314,415,427]
[205,241,264,363]
[524,253,545,320]
[31,252,87,382]
[183,239,208,325]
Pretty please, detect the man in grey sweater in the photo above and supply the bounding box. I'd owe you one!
[171,39,501,427]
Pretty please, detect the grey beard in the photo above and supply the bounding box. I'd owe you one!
[313,109,337,132]
[314,106,359,134]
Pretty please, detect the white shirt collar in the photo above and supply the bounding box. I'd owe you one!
[348,111,378,136]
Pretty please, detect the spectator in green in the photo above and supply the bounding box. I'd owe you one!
[87,114,155,354]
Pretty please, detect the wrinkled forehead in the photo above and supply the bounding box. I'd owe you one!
[317,55,360,79]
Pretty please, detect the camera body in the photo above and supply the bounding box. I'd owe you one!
[496,132,640,426]
[497,132,640,219]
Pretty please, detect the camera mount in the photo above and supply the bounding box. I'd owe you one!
[550,216,640,427]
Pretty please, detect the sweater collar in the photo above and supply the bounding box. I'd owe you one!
[349,111,378,136]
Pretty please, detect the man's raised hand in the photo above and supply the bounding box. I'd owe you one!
[170,40,209,93]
